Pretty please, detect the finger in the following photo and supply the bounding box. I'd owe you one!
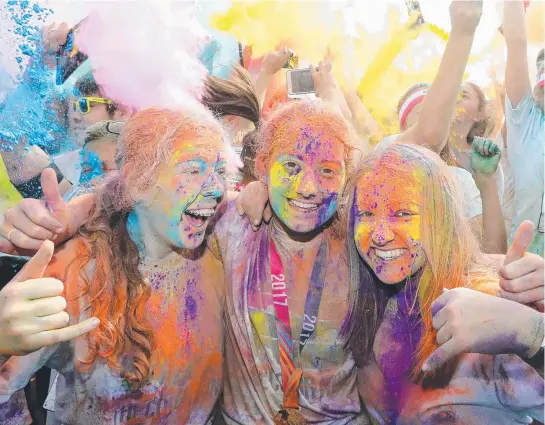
[422,339,458,372]
[28,317,100,348]
[318,61,325,73]
[483,139,491,156]
[499,273,543,293]
[6,210,55,241]
[3,228,46,252]
[0,236,17,255]
[501,256,537,280]
[431,304,449,330]
[309,64,317,76]
[535,300,544,313]
[436,326,452,345]
[14,241,54,282]
[41,168,66,225]
[31,311,70,333]
[29,296,66,317]
[430,290,454,318]
[20,200,63,234]
[57,22,69,44]
[504,221,535,266]
[497,287,545,305]
[13,278,64,300]
[263,204,273,223]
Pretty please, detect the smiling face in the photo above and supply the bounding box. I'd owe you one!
[353,164,426,284]
[267,129,346,233]
[139,137,227,250]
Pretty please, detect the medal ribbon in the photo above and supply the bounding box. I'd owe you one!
[269,239,328,392]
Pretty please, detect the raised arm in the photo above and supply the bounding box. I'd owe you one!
[399,0,482,152]
[503,0,532,108]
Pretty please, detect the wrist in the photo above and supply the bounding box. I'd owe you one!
[449,27,477,39]
[519,311,544,359]
[475,173,497,190]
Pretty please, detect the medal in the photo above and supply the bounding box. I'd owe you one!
[273,369,307,425]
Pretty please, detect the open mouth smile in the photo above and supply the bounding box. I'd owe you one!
[182,206,216,228]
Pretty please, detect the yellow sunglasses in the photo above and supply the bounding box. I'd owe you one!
[73,97,113,115]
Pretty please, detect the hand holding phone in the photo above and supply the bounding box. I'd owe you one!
[286,68,316,98]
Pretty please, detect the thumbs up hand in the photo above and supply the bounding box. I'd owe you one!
[0,168,94,255]
[498,221,544,311]
[0,241,99,356]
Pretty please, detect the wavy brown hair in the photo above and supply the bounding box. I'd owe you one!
[72,106,224,390]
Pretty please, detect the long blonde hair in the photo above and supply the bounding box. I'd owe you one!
[348,143,498,386]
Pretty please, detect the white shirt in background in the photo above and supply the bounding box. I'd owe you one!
[505,91,544,256]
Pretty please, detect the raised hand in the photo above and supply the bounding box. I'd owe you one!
[310,61,352,120]
[260,47,294,78]
[0,241,99,355]
[449,0,483,36]
[498,221,544,311]
[40,22,70,68]
[422,287,544,372]
[471,137,501,175]
[0,168,93,254]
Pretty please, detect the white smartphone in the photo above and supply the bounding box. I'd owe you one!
[286,69,316,99]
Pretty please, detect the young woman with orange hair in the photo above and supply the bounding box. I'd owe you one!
[348,143,544,424]
[0,106,228,424]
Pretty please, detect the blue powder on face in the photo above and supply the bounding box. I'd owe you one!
[79,149,104,184]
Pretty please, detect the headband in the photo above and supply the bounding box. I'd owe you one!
[399,88,428,129]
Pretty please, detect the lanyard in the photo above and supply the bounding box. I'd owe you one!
[268,238,328,391]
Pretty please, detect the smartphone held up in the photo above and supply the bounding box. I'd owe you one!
[286,68,316,99]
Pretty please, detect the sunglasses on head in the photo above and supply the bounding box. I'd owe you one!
[73,97,113,115]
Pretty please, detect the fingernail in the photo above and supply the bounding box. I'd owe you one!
[253,220,260,226]
[55,227,64,234]
[422,363,429,372]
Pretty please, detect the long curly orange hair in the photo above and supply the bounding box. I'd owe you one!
[71,106,224,390]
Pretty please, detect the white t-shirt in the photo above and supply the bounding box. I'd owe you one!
[375,135,482,219]
[505,91,544,256]
[53,149,81,185]
[497,130,515,234]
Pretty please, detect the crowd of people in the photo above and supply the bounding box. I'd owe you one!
[0,0,543,424]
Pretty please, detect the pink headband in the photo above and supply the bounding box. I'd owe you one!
[399,88,428,129]
[537,72,544,88]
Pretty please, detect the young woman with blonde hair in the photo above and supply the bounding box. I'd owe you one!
[348,143,543,424]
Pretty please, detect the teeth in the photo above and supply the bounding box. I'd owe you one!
[186,208,215,217]
[374,248,407,260]
[289,200,319,210]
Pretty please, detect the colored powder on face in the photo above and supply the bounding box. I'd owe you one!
[79,148,104,184]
